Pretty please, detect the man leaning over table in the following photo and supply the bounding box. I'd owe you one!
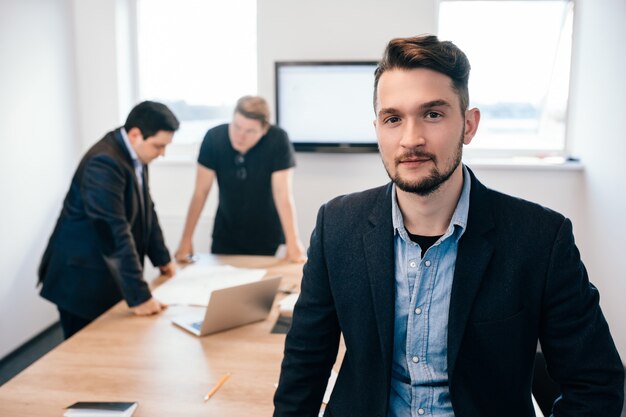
[39,101,179,339]
[175,95,306,263]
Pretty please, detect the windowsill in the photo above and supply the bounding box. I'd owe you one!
[464,156,584,171]
[152,153,584,171]
[152,154,197,165]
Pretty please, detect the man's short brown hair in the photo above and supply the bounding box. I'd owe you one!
[374,34,471,114]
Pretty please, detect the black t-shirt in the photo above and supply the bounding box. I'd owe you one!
[407,232,442,258]
[197,124,296,255]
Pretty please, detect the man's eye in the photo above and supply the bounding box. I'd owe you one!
[385,116,400,124]
[426,112,442,119]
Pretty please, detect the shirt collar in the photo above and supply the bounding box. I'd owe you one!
[120,127,141,166]
[391,164,471,242]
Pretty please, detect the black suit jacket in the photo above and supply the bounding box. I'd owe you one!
[274,168,624,417]
[38,128,170,319]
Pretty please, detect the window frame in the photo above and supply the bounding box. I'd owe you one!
[128,0,258,159]
[436,0,576,160]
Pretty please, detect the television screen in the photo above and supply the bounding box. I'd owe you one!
[275,61,379,152]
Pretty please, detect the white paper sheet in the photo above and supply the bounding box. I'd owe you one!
[277,293,299,317]
[152,264,267,306]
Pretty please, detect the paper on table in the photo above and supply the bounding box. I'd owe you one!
[152,264,267,306]
[532,394,544,417]
[322,369,338,404]
[278,293,299,317]
[316,370,339,416]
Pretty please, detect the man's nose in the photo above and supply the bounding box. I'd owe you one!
[400,120,426,148]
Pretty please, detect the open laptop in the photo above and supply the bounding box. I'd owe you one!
[172,276,282,336]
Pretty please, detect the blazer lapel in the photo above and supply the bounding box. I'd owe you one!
[142,165,151,240]
[112,130,144,210]
[362,184,396,374]
[112,129,146,238]
[447,171,495,379]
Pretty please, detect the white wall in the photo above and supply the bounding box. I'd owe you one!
[0,0,79,358]
[3,0,625,365]
[566,0,626,356]
[148,161,218,272]
[72,0,130,150]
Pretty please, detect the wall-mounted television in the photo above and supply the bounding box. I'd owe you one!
[275,61,379,153]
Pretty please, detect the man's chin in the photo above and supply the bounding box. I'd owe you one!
[393,172,447,196]
[233,143,249,153]
[394,172,429,188]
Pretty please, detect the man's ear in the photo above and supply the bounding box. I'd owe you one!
[463,108,481,145]
[127,127,144,145]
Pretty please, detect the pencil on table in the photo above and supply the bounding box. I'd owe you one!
[204,372,231,401]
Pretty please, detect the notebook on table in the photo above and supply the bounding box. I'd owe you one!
[172,276,282,336]
[64,402,137,416]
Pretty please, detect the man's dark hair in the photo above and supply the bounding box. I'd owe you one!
[374,34,471,113]
[124,101,180,139]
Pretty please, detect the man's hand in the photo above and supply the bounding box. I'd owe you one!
[159,261,176,278]
[175,240,194,263]
[283,240,307,263]
[131,297,167,316]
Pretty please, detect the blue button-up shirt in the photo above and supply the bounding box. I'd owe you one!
[388,165,471,417]
[120,127,144,195]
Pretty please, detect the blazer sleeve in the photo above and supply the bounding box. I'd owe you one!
[273,204,341,417]
[539,218,624,416]
[145,172,171,267]
[81,154,151,307]
[146,202,170,267]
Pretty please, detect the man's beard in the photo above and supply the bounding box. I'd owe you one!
[385,134,463,196]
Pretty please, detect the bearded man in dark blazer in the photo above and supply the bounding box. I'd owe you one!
[273,35,624,417]
[39,101,179,339]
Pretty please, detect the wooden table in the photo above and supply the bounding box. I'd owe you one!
[0,255,303,417]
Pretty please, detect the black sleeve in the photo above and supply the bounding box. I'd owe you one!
[81,154,151,307]
[197,128,219,170]
[540,218,624,415]
[271,127,296,172]
[273,205,341,416]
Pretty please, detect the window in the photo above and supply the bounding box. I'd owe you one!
[134,0,257,152]
[438,0,574,157]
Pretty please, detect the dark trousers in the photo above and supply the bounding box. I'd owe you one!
[211,239,279,256]
[58,308,92,339]
[532,351,561,415]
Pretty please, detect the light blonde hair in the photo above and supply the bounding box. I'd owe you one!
[235,96,271,128]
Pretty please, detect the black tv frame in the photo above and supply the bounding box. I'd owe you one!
[274,61,379,153]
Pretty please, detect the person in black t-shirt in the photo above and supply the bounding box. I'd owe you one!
[175,96,306,262]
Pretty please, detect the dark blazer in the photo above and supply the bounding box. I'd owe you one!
[274,168,624,417]
[38,129,170,320]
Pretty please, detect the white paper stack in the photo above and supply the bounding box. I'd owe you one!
[152,264,267,306]
[277,293,300,317]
